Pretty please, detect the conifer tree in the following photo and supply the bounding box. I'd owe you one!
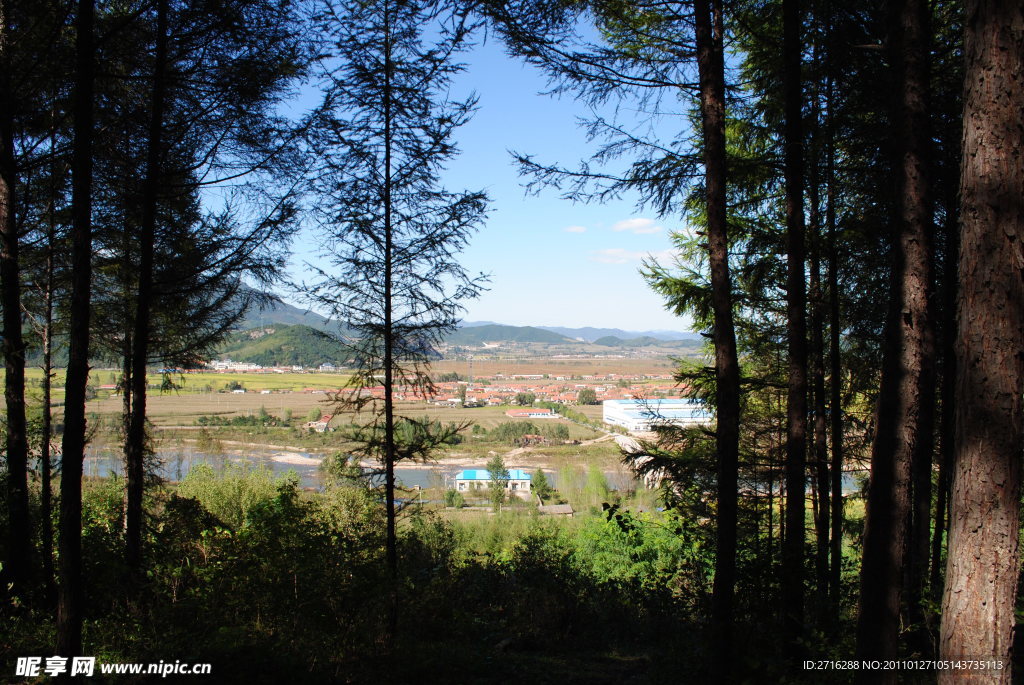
[307,0,487,576]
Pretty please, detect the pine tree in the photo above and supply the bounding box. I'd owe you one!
[307,0,487,576]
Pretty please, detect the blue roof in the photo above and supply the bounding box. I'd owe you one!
[456,469,531,481]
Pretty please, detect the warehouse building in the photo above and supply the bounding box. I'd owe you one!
[602,398,711,432]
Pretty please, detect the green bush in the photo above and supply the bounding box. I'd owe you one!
[443,488,465,508]
[176,463,293,530]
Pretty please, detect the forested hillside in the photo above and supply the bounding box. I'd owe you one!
[217,325,350,367]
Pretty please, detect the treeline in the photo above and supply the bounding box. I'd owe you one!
[473,420,571,444]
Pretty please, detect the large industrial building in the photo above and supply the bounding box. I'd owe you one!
[602,398,711,432]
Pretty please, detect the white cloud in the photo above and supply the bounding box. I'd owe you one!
[591,248,674,265]
[612,218,662,235]
[564,225,587,233]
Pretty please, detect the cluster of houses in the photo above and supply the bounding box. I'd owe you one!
[205,359,342,373]
[427,375,682,408]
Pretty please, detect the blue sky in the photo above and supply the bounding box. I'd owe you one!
[288,33,696,333]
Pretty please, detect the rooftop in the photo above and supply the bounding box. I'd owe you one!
[456,469,532,481]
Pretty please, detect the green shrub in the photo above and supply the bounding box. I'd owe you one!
[443,488,465,508]
[176,462,292,530]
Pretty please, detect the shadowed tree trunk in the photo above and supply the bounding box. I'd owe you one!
[808,108,830,619]
[930,202,957,604]
[781,0,807,661]
[826,121,843,618]
[902,4,936,657]
[0,0,32,596]
[57,0,95,658]
[855,0,933,675]
[125,0,168,574]
[810,212,830,618]
[39,208,57,603]
[938,0,1023,681]
[694,0,740,676]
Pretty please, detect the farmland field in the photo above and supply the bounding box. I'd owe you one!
[429,356,680,377]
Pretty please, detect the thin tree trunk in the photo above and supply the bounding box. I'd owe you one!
[382,0,397,583]
[781,0,807,661]
[938,1,1023,681]
[821,0,843,618]
[40,199,57,603]
[826,126,843,616]
[379,2,400,654]
[57,0,95,658]
[855,0,933,674]
[126,0,168,573]
[808,122,830,619]
[0,0,32,595]
[694,0,740,676]
[810,234,829,616]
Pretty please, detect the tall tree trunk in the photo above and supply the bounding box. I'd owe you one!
[126,0,168,573]
[810,205,829,618]
[807,104,830,618]
[822,0,844,620]
[903,3,936,657]
[929,202,957,603]
[382,0,397,583]
[781,0,807,660]
[694,0,740,675]
[40,205,56,603]
[855,0,933,674]
[0,0,32,596]
[938,1,1023,681]
[57,0,95,658]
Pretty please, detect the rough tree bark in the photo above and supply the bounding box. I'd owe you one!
[938,0,1023,682]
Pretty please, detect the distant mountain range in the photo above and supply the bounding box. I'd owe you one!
[444,324,575,345]
[462,321,697,342]
[215,321,700,368]
[238,294,333,332]
[238,299,697,343]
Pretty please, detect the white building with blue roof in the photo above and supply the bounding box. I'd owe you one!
[602,398,711,432]
[454,469,532,499]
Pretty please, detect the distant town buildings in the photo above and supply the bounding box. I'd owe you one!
[504,408,556,419]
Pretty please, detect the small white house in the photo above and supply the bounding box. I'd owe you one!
[305,414,333,432]
[454,469,532,499]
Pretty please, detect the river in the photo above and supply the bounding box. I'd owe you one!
[83,445,640,491]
